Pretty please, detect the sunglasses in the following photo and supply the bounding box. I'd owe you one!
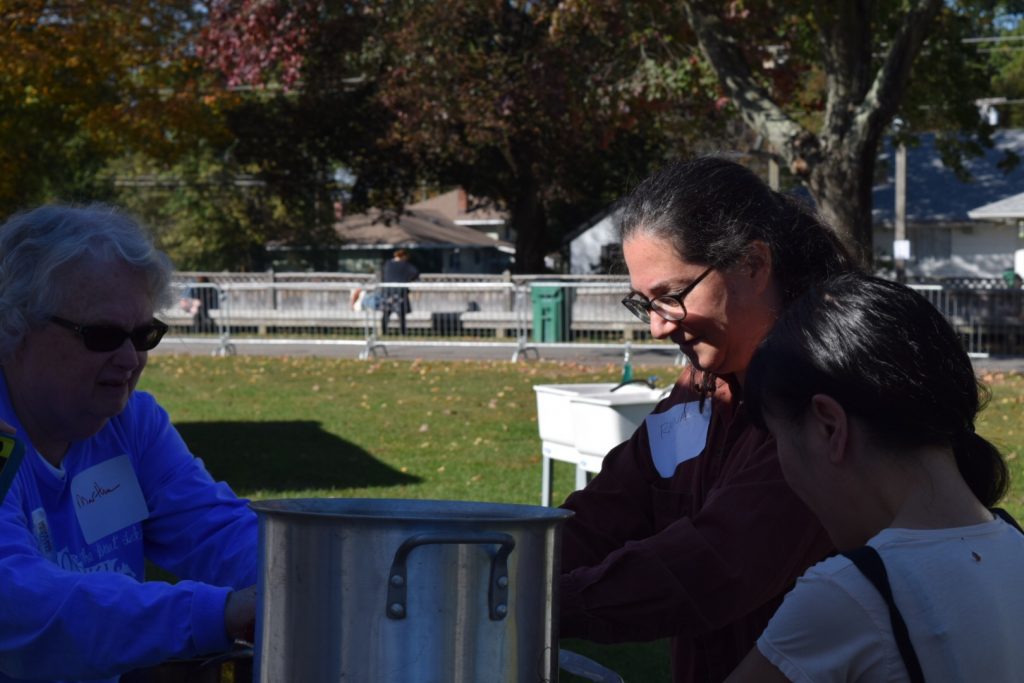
[49,316,169,352]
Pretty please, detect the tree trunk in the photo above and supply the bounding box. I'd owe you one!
[807,141,879,267]
[498,140,549,274]
[509,172,548,273]
[681,0,943,271]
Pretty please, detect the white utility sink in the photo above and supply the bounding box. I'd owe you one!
[570,383,666,457]
[533,382,667,505]
[534,383,619,447]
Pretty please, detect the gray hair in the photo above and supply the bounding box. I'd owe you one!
[0,204,174,358]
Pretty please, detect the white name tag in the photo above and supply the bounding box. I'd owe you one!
[71,455,149,544]
[645,401,711,478]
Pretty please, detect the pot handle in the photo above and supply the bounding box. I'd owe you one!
[385,531,516,621]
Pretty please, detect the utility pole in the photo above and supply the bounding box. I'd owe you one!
[894,139,908,284]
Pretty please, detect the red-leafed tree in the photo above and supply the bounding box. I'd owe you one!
[201,1,723,272]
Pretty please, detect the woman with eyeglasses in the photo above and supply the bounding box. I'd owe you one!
[558,157,857,682]
[0,205,257,682]
[728,273,1024,682]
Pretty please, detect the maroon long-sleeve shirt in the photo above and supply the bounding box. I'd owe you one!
[559,369,833,682]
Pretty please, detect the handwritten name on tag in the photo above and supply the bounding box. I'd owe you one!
[71,455,149,544]
[645,401,711,478]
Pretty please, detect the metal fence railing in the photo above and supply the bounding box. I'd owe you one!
[158,275,1024,360]
[909,284,1024,356]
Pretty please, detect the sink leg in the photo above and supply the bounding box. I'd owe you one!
[574,464,588,491]
[542,454,554,506]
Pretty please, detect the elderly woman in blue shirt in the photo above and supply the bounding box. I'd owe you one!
[0,205,256,682]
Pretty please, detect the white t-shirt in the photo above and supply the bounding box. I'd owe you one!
[758,517,1024,682]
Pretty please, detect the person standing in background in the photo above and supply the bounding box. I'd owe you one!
[180,275,219,333]
[380,248,419,335]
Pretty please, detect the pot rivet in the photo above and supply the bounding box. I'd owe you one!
[389,574,405,587]
[389,603,405,617]
[495,604,508,617]
[497,576,509,588]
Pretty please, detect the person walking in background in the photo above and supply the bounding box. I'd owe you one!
[380,248,419,335]
[0,204,257,682]
[728,272,1024,682]
[558,157,857,682]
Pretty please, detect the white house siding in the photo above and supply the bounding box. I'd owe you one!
[873,220,1023,278]
[872,130,1024,279]
[569,213,618,275]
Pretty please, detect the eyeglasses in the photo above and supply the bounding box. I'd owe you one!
[621,266,714,324]
[49,316,169,352]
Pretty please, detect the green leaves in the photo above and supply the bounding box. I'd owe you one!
[0,0,215,216]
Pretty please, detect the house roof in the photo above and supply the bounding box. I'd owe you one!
[409,189,508,226]
[334,208,513,250]
[872,129,1024,225]
[967,191,1024,220]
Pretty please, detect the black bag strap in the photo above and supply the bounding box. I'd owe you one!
[992,507,1024,534]
[842,511,1021,683]
[842,546,926,683]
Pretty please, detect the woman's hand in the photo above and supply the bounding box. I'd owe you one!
[224,585,257,643]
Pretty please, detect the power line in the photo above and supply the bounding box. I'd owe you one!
[963,35,1024,44]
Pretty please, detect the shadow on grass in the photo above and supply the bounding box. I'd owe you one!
[176,420,421,491]
[560,638,671,682]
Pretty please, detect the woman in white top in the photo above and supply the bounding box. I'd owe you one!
[727,272,1024,683]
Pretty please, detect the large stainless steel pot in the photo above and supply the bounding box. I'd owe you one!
[251,498,573,682]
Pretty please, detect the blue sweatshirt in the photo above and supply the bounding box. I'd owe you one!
[0,374,257,682]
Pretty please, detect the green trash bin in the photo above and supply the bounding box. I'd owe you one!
[531,284,572,342]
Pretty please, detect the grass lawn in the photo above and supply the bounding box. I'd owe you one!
[138,356,1024,681]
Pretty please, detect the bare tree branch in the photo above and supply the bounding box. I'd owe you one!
[855,0,943,141]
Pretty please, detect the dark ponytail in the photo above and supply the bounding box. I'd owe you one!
[746,273,1010,506]
[952,384,1010,506]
